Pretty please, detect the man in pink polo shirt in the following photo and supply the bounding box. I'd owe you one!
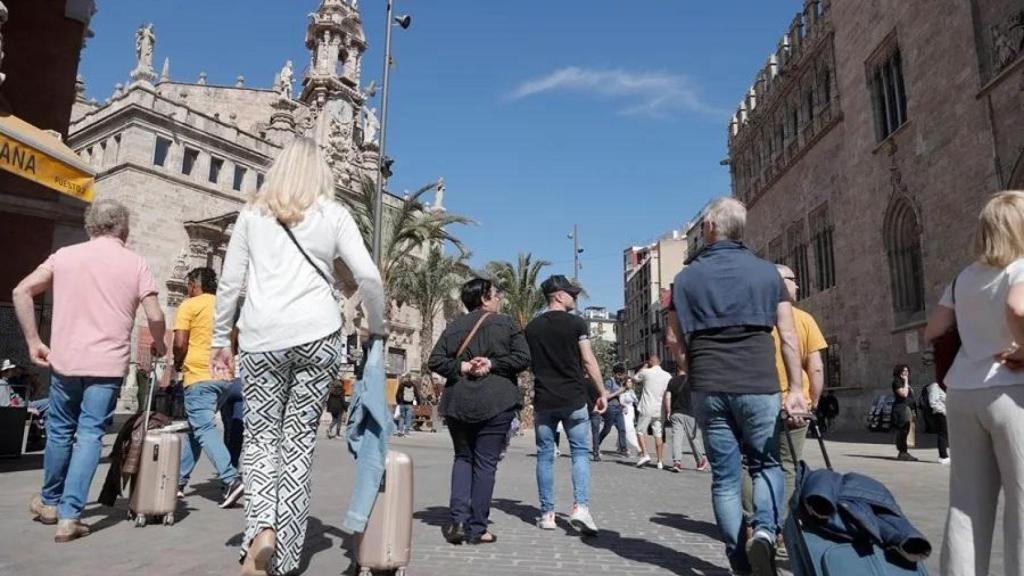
[12,198,167,543]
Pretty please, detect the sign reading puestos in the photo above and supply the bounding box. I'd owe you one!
[0,114,94,202]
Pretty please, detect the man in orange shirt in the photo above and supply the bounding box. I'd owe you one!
[771,264,827,507]
[174,268,243,508]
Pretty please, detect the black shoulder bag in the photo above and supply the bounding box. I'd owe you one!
[277,218,339,301]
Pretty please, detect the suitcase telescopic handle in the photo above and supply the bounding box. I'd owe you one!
[780,410,832,471]
[142,361,166,434]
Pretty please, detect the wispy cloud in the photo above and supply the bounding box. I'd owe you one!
[509,66,722,119]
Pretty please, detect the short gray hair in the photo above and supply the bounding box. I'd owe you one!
[705,196,746,241]
[84,199,130,239]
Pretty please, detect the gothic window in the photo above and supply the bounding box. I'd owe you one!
[232,165,247,191]
[810,202,836,291]
[805,86,816,127]
[209,157,224,184]
[822,340,841,388]
[181,147,199,176]
[884,196,925,323]
[787,220,811,300]
[821,67,832,106]
[768,234,785,264]
[869,45,908,141]
[153,136,171,167]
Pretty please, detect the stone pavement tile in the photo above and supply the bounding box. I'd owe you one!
[0,428,997,575]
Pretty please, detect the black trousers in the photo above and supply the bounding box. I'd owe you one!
[934,414,949,459]
[447,409,515,537]
[895,422,911,453]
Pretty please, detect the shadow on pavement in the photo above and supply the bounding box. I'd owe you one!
[413,505,449,529]
[491,498,543,527]
[580,528,730,575]
[649,512,721,540]
[0,452,45,473]
[187,477,226,504]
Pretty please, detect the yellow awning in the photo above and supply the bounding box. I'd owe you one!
[0,114,94,202]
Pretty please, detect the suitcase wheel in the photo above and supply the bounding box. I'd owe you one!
[163,513,175,526]
[396,569,407,576]
[358,568,371,576]
[134,515,147,528]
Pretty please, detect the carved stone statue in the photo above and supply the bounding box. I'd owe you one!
[135,24,156,73]
[362,106,379,145]
[992,24,1019,72]
[277,60,294,98]
[130,23,158,83]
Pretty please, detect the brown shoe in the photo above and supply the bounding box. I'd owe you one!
[240,528,276,576]
[54,519,91,543]
[29,494,57,525]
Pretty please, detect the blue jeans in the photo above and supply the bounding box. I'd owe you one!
[447,409,515,537]
[535,404,592,513]
[179,380,239,488]
[597,402,627,452]
[397,404,414,434]
[694,391,783,573]
[219,378,244,468]
[41,374,121,519]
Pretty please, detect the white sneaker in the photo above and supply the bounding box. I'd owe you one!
[656,461,664,470]
[636,455,651,468]
[939,457,951,465]
[569,505,599,536]
[537,511,556,530]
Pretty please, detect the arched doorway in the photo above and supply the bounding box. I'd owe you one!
[883,195,925,325]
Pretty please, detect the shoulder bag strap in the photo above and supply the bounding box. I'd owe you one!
[456,312,492,359]
[277,219,335,294]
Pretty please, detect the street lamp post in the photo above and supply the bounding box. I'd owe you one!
[372,0,411,265]
[568,224,584,282]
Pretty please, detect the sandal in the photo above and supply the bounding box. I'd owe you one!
[468,532,497,545]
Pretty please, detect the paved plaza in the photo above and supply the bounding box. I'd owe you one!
[0,425,999,576]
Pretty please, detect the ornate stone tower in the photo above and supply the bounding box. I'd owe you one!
[301,0,373,189]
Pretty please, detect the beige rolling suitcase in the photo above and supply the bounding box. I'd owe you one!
[128,365,180,527]
[356,450,414,576]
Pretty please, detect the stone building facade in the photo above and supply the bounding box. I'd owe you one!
[66,0,439,403]
[727,0,1024,430]
[620,232,687,370]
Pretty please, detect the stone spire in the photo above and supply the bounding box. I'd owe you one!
[300,0,367,109]
[75,74,87,102]
[159,57,170,83]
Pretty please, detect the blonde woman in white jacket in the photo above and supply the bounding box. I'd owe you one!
[210,137,386,576]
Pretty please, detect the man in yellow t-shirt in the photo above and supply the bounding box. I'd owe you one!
[771,264,827,508]
[173,267,243,508]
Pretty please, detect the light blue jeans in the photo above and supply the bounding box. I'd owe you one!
[179,380,238,488]
[41,374,121,519]
[694,391,783,573]
[397,404,414,434]
[534,404,592,513]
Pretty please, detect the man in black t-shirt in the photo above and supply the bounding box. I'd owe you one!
[525,275,608,537]
[664,369,707,473]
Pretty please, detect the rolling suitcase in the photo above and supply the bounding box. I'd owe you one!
[128,364,181,527]
[782,413,929,576]
[356,450,414,576]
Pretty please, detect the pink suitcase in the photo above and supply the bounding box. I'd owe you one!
[127,365,180,527]
[356,451,414,576]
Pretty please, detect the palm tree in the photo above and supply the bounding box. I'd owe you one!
[392,246,471,374]
[347,176,473,313]
[484,253,551,329]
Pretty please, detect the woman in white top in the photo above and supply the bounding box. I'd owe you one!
[925,190,1024,576]
[210,138,385,576]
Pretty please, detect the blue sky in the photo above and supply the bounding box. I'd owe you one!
[80,1,800,309]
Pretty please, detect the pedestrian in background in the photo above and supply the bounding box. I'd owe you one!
[525,275,608,536]
[924,382,948,464]
[667,197,806,576]
[597,363,629,457]
[173,267,244,507]
[891,364,918,461]
[394,374,420,436]
[210,137,386,576]
[430,278,530,545]
[665,367,708,473]
[620,378,640,456]
[632,354,671,470]
[326,378,347,439]
[14,198,167,543]
[924,190,1024,576]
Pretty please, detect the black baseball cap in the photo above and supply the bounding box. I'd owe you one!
[541,274,582,297]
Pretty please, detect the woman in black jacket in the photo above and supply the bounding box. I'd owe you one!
[891,364,918,461]
[428,278,531,545]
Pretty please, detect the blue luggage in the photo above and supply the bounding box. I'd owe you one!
[782,414,929,576]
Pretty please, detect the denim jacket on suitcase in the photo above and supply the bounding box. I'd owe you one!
[344,339,393,532]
